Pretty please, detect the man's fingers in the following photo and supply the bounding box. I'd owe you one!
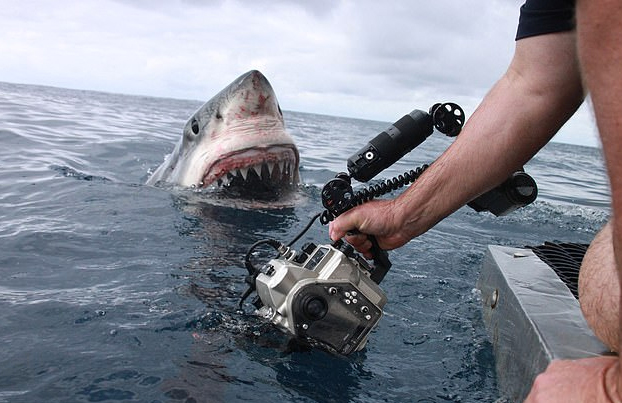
[344,233,373,258]
[329,210,359,241]
[344,232,369,247]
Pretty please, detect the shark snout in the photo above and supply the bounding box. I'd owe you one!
[228,70,282,120]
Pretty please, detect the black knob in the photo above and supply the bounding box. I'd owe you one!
[302,242,317,255]
[340,243,355,258]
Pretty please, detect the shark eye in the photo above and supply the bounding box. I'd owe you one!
[216,111,223,120]
[191,119,200,135]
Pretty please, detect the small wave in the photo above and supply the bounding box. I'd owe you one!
[0,283,167,307]
[0,391,29,403]
[522,200,610,232]
[462,200,610,235]
[51,165,111,182]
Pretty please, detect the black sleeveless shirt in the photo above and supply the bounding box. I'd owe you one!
[516,0,576,40]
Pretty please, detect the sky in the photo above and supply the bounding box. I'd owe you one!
[0,0,599,147]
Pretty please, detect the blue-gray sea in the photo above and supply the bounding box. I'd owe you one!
[0,81,611,403]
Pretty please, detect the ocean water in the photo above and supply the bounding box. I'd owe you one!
[0,81,610,403]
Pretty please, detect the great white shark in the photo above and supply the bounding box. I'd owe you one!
[147,70,299,198]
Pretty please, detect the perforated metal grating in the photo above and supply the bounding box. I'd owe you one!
[527,242,588,300]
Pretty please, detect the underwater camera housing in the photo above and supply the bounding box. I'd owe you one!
[254,239,387,355]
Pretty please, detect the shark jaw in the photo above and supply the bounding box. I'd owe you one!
[199,144,299,194]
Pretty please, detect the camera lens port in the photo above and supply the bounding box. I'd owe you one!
[302,295,328,321]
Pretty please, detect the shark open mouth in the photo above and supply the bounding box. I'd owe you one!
[201,145,299,191]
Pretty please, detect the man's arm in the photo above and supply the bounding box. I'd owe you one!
[330,31,584,253]
[525,1,622,402]
[579,0,622,387]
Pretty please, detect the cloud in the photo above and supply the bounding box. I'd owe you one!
[0,0,599,146]
[0,1,515,97]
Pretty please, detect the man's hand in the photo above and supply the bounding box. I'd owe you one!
[525,357,621,403]
[328,199,413,258]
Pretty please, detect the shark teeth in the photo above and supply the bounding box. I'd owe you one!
[217,174,232,187]
[250,164,262,177]
[239,166,249,181]
[213,159,295,188]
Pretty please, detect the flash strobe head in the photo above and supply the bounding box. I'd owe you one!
[346,103,465,183]
[347,109,433,182]
[467,170,538,216]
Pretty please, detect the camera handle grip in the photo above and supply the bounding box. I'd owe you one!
[344,231,392,283]
[368,235,391,284]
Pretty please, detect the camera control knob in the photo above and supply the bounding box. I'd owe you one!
[302,242,317,255]
[338,243,356,258]
[331,239,344,249]
[293,252,308,264]
[262,264,275,276]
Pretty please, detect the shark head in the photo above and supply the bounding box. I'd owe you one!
[147,70,299,197]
